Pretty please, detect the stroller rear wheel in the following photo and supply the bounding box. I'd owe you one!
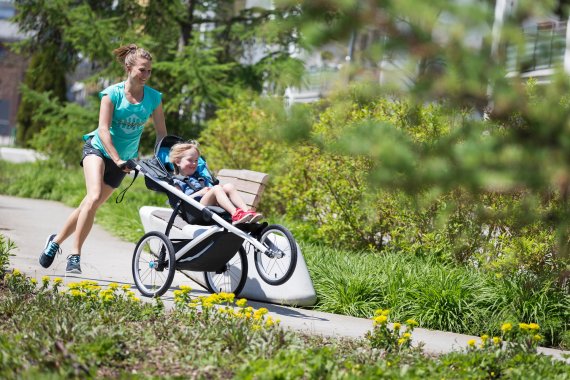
[204,247,248,296]
[132,231,176,297]
[255,224,298,285]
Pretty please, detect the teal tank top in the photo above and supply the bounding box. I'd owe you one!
[83,81,162,160]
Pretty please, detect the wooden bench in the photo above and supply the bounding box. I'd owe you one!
[216,169,269,211]
[149,169,269,228]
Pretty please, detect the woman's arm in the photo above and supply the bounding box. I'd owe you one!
[98,95,124,167]
[152,103,168,144]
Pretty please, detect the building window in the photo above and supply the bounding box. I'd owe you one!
[0,2,15,20]
[0,99,11,135]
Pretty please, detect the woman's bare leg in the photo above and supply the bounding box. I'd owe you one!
[53,155,114,255]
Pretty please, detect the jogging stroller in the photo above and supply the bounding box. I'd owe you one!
[130,135,298,297]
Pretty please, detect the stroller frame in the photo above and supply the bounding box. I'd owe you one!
[130,142,298,298]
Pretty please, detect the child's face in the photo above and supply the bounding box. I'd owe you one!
[176,148,199,176]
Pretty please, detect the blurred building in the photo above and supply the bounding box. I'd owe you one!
[285,0,570,104]
[0,0,26,145]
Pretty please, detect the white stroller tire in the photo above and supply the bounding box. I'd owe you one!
[255,224,298,285]
[132,231,176,297]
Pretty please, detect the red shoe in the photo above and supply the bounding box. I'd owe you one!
[232,208,252,224]
[245,210,264,223]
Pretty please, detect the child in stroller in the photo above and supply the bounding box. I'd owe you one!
[168,141,263,225]
[131,135,298,297]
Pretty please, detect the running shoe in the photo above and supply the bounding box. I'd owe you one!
[39,234,61,268]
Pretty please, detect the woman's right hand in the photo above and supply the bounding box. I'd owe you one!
[116,160,131,173]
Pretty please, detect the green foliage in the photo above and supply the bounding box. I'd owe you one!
[12,0,304,143]
[2,242,570,378]
[0,235,14,277]
[15,50,67,147]
[17,85,99,167]
[302,242,570,348]
[199,91,281,175]
[153,38,239,136]
[366,309,418,353]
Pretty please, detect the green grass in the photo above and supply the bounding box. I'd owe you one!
[301,243,570,348]
[1,262,569,379]
[1,160,570,349]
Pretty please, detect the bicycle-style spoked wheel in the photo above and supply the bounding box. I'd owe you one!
[204,247,248,296]
[132,231,176,297]
[254,224,298,285]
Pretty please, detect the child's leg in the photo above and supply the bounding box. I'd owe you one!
[221,183,249,210]
[222,183,264,222]
[200,185,238,215]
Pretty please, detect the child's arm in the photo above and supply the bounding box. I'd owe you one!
[192,187,211,197]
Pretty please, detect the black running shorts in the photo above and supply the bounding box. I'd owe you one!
[80,137,127,189]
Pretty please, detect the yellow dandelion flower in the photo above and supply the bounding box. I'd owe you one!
[219,292,235,303]
[180,285,192,292]
[406,319,418,327]
[467,339,476,347]
[393,323,402,330]
[528,323,540,331]
[519,323,529,331]
[42,276,50,284]
[373,315,388,326]
[500,323,512,333]
[12,269,21,276]
[236,298,248,308]
[480,334,489,342]
[397,338,406,345]
[108,283,119,290]
[492,337,501,345]
[53,278,63,285]
[31,278,37,284]
[533,334,542,342]
[122,284,131,291]
[403,332,411,339]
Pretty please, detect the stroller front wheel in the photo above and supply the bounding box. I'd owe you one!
[132,231,176,297]
[255,224,298,285]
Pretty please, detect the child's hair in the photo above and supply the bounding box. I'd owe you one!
[113,44,153,70]
[169,142,201,175]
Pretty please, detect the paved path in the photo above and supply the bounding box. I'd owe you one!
[1,194,568,361]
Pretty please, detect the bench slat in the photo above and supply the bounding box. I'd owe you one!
[217,177,264,195]
[217,169,269,184]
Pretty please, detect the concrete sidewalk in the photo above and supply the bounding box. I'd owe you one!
[1,194,568,362]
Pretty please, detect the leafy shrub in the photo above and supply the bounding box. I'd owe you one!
[0,235,14,277]
[18,84,98,167]
[199,91,566,281]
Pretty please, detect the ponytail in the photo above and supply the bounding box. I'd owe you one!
[113,44,153,70]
